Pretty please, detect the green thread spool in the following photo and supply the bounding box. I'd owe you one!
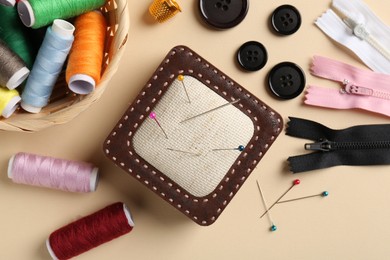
[0,0,16,7]
[0,5,37,68]
[17,0,106,29]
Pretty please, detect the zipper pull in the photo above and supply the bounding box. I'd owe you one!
[342,80,373,96]
[304,139,332,152]
[343,17,369,41]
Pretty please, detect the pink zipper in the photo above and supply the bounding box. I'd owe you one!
[305,56,390,117]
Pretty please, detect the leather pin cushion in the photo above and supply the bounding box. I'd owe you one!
[104,45,283,225]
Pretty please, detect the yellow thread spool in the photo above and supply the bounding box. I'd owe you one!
[0,87,20,118]
[149,0,181,23]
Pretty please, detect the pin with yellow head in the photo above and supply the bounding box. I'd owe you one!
[149,0,182,23]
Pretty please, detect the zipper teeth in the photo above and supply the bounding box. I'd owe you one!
[333,0,390,62]
[316,3,390,74]
[372,90,390,100]
[332,141,390,150]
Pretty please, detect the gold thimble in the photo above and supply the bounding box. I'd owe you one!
[149,0,182,23]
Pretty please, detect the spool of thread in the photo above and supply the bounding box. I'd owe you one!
[17,0,106,29]
[0,87,21,118]
[8,152,99,192]
[47,202,134,260]
[21,19,74,113]
[0,39,30,90]
[0,0,15,7]
[0,4,37,68]
[66,11,107,95]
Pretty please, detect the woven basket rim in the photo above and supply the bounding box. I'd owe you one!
[0,0,130,132]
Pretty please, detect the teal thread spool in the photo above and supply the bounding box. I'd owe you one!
[0,5,37,68]
[17,0,106,29]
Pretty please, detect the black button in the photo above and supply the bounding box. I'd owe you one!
[271,5,301,35]
[237,41,268,71]
[199,0,249,29]
[267,62,305,99]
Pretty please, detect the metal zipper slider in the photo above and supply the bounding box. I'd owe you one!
[304,139,332,152]
[342,80,373,96]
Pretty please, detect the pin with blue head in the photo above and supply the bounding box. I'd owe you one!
[270,224,277,232]
[212,145,245,152]
[277,190,329,204]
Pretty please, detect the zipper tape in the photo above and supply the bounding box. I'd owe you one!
[305,56,390,117]
[315,0,390,74]
[287,117,390,173]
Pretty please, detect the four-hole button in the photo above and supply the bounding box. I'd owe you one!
[271,5,302,35]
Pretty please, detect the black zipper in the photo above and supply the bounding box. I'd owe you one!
[286,117,390,173]
[305,140,390,152]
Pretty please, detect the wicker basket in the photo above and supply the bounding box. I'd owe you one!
[0,0,129,132]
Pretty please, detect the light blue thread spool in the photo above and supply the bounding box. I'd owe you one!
[21,19,74,113]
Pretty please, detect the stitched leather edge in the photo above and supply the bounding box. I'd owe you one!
[104,46,283,225]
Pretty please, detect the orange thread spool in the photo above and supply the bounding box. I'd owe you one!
[66,11,106,95]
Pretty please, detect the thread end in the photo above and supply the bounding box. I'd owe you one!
[2,95,20,118]
[6,67,30,90]
[46,239,59,260]
[0,0,15,6]
[52,19,75,39]
[89,167,99,192]
[21,101,41,113]
[68,74,96,95]
[123,203,135,228]
[17,0,35,27]
[7,155,16,179]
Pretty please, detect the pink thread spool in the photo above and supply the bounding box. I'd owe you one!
[8,152,98,192]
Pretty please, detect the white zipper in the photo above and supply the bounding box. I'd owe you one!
[315,0,390,74]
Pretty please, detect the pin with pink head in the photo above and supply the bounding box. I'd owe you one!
[149,112,156,119]
[149,112,168,139]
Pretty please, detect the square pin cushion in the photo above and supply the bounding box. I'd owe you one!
[104,45,283,226]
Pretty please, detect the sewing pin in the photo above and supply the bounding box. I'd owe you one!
[212,145,245,152]
[256,180,277,232]
[277,191,329,204]
[180,99,240,123]
[177,75,191,103]
[260,179,300,218]
[166,148,201,156]
[149,112,168,139]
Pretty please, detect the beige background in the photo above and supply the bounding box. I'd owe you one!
[1,0,390,259]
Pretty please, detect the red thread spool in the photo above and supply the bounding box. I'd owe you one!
[47,202,134,259]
